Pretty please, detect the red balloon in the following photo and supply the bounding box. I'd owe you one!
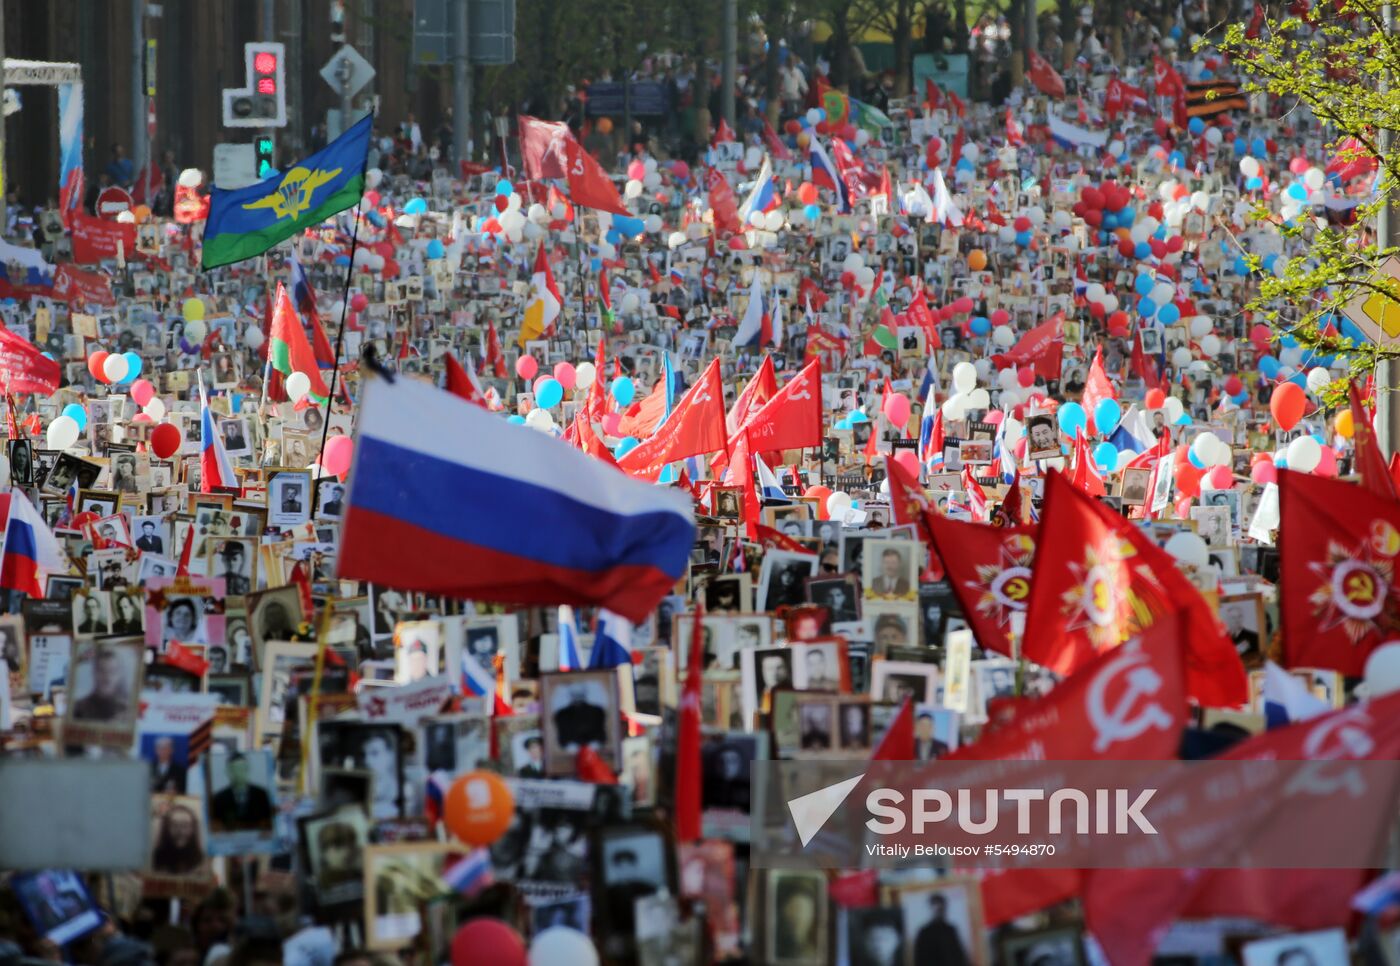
[451,920,525,966]
[515,355,538,381]
[1270,382,1307,431]
[1224,375,1244,396]
[805,485,832,520]
[990,309,1010,326]
[1013,216,1032,232]
[1145,388,1166,409]
[151,423,182,460]
[1017,367,1036,388]
[784,119,801,135]
[1117,237,1135,258]
[1084,209,1104,228]
[1204,465,1234,490]
[1251,459,1278,485]
[1166,235,1185,254]
[1175,463,1203,499]
[952,296,975,313]
[88,352,110,383]
[1082,186,1105,209]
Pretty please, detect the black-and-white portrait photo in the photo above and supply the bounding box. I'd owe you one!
[269,472,311,527]
[541,670,620,776]
[758,551,819,612]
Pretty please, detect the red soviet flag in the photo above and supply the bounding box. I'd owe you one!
[991,312,1064,384]
[1026,49,1066,98]
[737,359,823,454]
[905,287,941,347]
[706,167,742,236]
[563,138,631,216]
[1279,470,1400,675]
[1069,428,1107,497]
[884,455,945,581]
[924,514,1036,657]
[1081,345,1116,419]
[1022,470,1248,707]
[443,352,488,409]
[1083,690,1400,966]
[1350,381,1397,500]
[518,115,570,179]
[727,353,778,434]
[618,359,727,481]
[0,325,61,396]
[948,607,1190,925]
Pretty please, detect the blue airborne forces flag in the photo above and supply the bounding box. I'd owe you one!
[200,114,372,270]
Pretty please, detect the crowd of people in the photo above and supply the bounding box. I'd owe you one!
[2,2,1400,965]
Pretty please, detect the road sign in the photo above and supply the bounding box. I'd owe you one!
[212,143,258,189]
[1341,255,1400,347]
[320,45,375,99]
[96,186,134,218]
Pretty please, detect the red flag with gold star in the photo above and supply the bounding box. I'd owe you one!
[1280,470,1400,675]
[1022,470,1247,707]
[925,514,1036,657]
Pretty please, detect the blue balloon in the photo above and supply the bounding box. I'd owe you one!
[1119,206,1135,223]
[611,376,635,407]
[536,378,563,409]
[1134,242,1151,260]
[1175,410,1192,426]
[970,316,991,336]
[1138,296,1158,317]
[1015,231,1031,247]
[1094,399,1122,434]
[849,410,870,423]
[612,214,646,237]
[121,352,142,383]
[333,255,351,266]
[404,197,428,215]
[1259,355,1281,378]
[835,417,852,430]
[1168,150,1185,168]
[495,179,514,196]
[1188,117,1205,135]
[1135,274,1155,296]
[1286,182,1308,202]
[614,436,640,457]
[507,414,526,425]
[62,403,87,431]
[1188,448,1205,469]
[1058,401,1087,437]
[1251,137,1267,156]
[605,229,625,245]
[426,239,446,259]
[1158,303,1181,325]
[1094,442,1119,471]
[1245,176,1263,191]
[804,203,821,221]
[1233,137,1247,155]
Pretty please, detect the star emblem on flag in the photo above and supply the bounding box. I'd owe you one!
[1059,535,1139,651]
[1307,533,1400,646]
[967,532,1036,631]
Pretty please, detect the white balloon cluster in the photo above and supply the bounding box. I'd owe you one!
[942,361,989,418]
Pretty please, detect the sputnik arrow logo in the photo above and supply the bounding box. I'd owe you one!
[787,773,864,846]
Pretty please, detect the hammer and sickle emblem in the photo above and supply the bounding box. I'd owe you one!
[1346,572,1376,604]
[1088,639,1173,752]
[1284,712,1374,798]
[787,377,812,401]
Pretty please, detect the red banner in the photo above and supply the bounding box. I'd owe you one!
[71,213,136,265]
[0,326,61,396]
[51,263,116,308]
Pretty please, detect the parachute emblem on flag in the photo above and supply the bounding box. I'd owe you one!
[1308,534,1398,639]
[1086,636,1175,752]
[243,165,342,220]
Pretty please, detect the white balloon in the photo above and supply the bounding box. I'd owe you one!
[843,253,864,271]
[962,143,981,162]
[643,171,661,190]
[47,415,80,451]
[997,368,1018,390]
[992,326,1015,348]
[763,210,784,232]
[1199,334,1222,357]
[625,179,644,199]
[144,396,167,419]
[1102,294,1119,313]
[1189,315,1213,339]
[1364,643,1400,698]
[526,408,556,432]
[644,158,658,175]
[184,319,208,342]
[1170,346,1192,368]
[1240,156,1261,178]
[1304,167,1326,191]
[1116,449,1137,471]
[748,210,766,228]
[575,362,597,391]
[966,387,990,409]
[286,371,312,403]
[365,168,383,188]
[644,214,663,234]
[1165,532,1210,569]
[1287,434,1322,472]
[1085,283,1107,304]
[942,394,969,420]
[953,361,978,394]
[826,492,853,517]
[522,221,544,241]
[973,357,992,381]
[527,203,548,224]
[0,453,10,487]
[102,354,129,383]
[178,168,204,188]
[621,292,641,314]
[1163,396,1186,423]
[667,231,686,250]
[1151,282,1175,306]
[1306,367,1331,395]
[529,927,599,966]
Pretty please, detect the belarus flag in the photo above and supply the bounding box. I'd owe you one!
[518,245,561,346]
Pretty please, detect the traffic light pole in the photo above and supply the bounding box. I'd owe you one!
[452,0,471,164]
[131,0,145,186]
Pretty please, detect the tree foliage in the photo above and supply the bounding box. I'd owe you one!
[1210,0,1400,383]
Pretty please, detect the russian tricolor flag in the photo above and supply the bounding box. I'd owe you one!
[198,371,236,492]
[339,374,695,622]
[738,158,780,223]
[808,136,851,213]
[557,604,583,671]
[0,489,68,598]
[588,609,633,670]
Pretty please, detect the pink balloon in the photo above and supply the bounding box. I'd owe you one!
[627,160,647,182]
[1315,445,1338,477]
[323,435,354,478]
[554,362,577,390]
[515,355,538,381]
[893,449,921,478]
[1204,465,1234,490]
[882,393,912,430]
[532,375,552,395]
[130,412,154,424]
[672,160,690,180]
[130,379,156,407]
[990,309,1010,326]
[1250,460,1278,485]
[603,412,622,436]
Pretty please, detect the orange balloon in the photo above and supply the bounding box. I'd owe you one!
[132,204,152,223]
[443,770,514,846]
[968,249,987,271]
[596,117,614,134]
[1335,408,1355,439]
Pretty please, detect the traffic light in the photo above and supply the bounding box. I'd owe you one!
[254,135,276,179]
[222,43,287,128]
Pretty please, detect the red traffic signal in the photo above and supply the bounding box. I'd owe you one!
[254,51,278,75]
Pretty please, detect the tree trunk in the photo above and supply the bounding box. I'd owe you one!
[954,0,968,52]
[764,0,784,124]
[1008,0,1025,87]
[893,1,913,96]
[831,13,852,89]
[1059,0,1078,69]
